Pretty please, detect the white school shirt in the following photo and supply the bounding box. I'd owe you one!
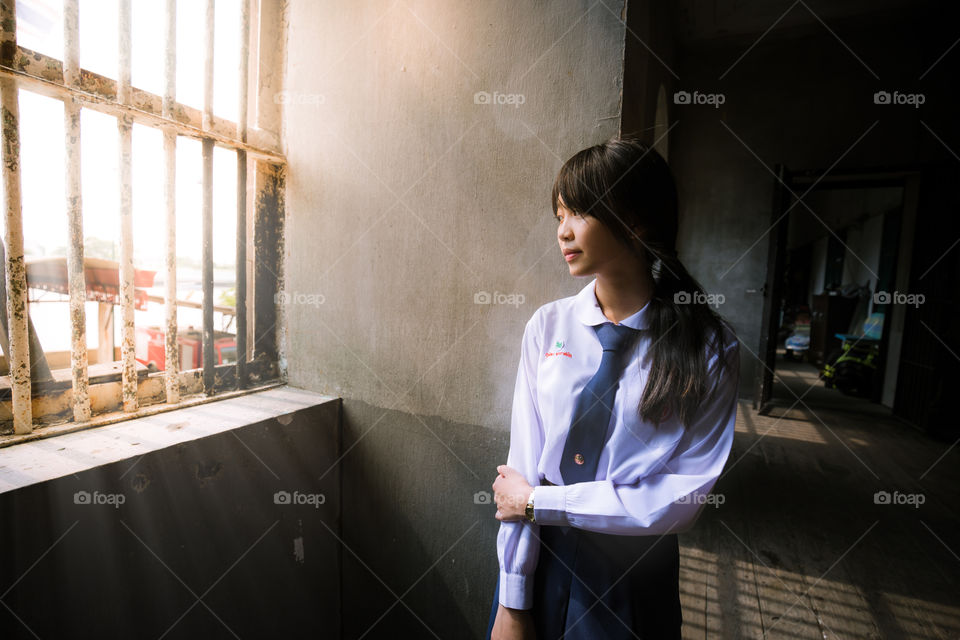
[496,277,741,610]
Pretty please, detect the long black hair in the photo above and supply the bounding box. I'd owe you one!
[551,136,732,429]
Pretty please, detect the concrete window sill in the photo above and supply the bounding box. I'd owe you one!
[0,386,338,494]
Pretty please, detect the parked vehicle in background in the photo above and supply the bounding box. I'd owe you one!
[135,326,237,372]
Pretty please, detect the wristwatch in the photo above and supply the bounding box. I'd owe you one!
[524,489,536,523]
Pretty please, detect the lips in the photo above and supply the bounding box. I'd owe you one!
[563,249,582,262]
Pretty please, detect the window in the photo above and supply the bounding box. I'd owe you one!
[0,0,286,441]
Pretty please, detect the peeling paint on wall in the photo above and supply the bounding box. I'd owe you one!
[195,460,222,485]
[293,536,304,563]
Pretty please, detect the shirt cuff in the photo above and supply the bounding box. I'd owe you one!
[532,484,569,526]
[499,570,534,610]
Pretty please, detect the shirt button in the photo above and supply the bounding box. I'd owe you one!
[574,453,585,465]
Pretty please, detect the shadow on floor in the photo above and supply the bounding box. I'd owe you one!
[681,354,960,639]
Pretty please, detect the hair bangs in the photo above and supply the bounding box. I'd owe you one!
[551,147,611,218]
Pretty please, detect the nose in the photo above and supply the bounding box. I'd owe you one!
[558,216,573,243]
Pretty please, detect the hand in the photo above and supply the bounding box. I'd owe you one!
[492,465,534,522]
[491,604,536,640]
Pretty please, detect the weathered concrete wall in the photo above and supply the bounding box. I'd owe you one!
[0,402,341,638]
[282,0,630,635]
[282,0,628,425]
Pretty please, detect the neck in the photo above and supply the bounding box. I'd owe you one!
[594,269,653,325]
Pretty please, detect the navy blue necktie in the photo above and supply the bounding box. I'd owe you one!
[559,322,638,484]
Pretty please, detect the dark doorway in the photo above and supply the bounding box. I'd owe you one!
[754,168,921,422]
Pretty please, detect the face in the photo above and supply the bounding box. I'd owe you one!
[555,203,644,278]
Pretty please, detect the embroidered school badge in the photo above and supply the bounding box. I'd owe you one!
[545,339,572,358]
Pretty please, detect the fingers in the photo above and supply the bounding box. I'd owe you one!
[491,465,523,523]
[491,466,511,491]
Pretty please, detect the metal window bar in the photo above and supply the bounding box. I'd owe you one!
[0,53,282,162]
[117,0,137,413]
[64,0,91,423]
[236,0,250,390]
[201,0,215,395]
[0,0,31,434]
[0,0,281,437]
[163,0,180,404]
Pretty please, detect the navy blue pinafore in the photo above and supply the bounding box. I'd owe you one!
[485,481,682,640]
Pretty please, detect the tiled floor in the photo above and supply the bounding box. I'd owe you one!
[678,355,960,639]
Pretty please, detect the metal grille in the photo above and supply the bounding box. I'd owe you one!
[0,0,286,438]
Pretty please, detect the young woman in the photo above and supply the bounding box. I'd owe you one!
[486,137,740,639]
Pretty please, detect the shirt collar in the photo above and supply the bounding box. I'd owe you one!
[573,278,651,330]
